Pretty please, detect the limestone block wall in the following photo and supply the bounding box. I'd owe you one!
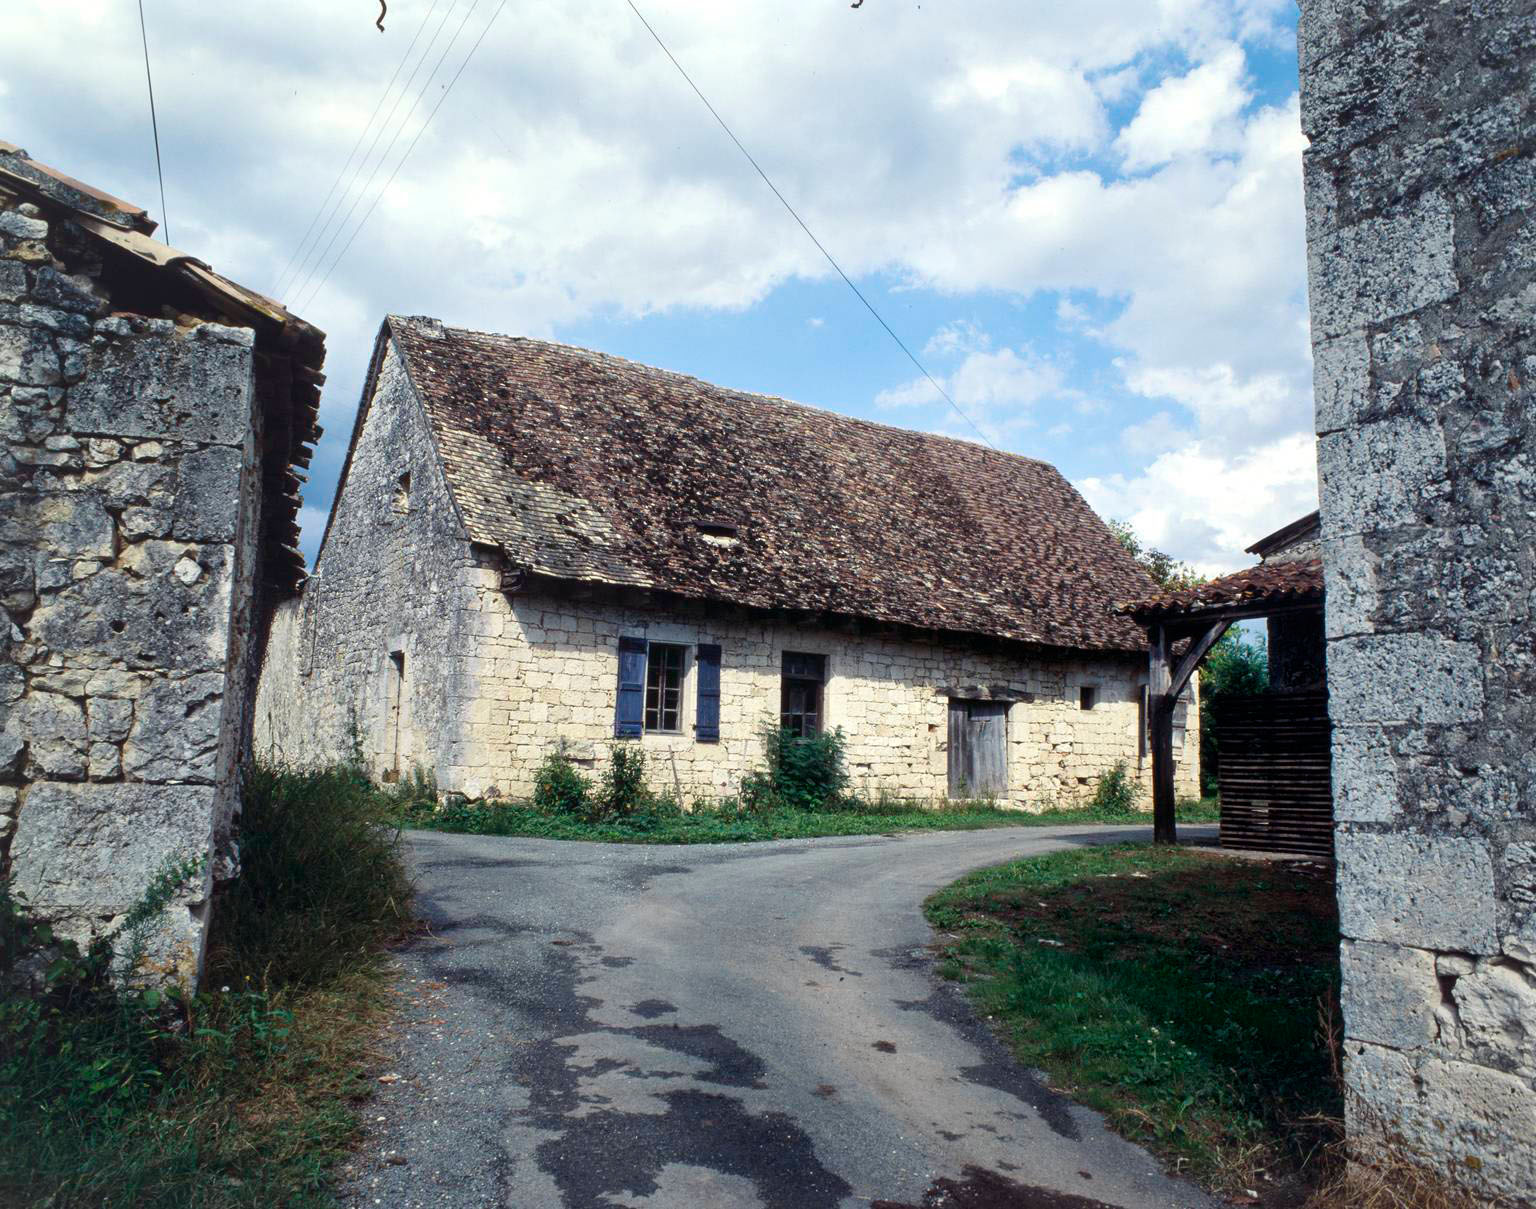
[0,198,265,984]
[254,340,485,779]
[435,583,1187,805]
[257,342,1199,806]
[1300,0,1536,1198]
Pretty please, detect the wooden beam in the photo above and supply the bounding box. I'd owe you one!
[1170,619,1231,700]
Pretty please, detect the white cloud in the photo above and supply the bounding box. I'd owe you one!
[1078,432,1318,576]
[1114,44,1250,170]
[924,319,991,358]
[1,1,1315,564]
[876,346,1069,441]
[1120,410,1188,456]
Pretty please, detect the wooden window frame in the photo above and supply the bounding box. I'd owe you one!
[643,642,687,734]
[780,651,826,737]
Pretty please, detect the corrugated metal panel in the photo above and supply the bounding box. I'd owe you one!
[1217,692,1334,859]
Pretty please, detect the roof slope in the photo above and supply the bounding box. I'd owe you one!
[1117,560,1324,622]
[390,316,1154,652]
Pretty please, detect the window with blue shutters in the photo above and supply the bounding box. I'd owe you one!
[614,636,647,738]
[695,644,721,742]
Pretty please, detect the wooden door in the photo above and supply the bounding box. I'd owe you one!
[948,699,1008,797]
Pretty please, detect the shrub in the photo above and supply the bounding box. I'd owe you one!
[208,763,412,988]
[592,743,652,821]
[532,748,591,817]
[1087,760,1143,816]
[751,725,850,812]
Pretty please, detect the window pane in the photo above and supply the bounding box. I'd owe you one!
[780,679,822,736]
[645,644,686,733]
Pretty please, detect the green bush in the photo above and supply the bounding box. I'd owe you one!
[747,725,850,812]
[532,748,592,817]
[209,763,412,988]
[594,743,652,820]
[1087,760,1143,816]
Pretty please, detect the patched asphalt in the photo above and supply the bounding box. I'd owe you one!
[339,825,1219,1208]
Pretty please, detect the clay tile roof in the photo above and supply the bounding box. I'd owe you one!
[1116,559,1324,622]
[387,316,1157,652]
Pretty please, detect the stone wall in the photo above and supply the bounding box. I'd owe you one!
[256,343,1199,807]
[0,197,266,984]
[1300,0,1535,1199]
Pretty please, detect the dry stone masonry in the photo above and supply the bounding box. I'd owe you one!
[1299,0,1535,1199]
[0,145,322,986]
[257,326,1198,808]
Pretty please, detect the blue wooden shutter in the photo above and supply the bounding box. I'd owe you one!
[615,637,647,738]
[695,644,721,743]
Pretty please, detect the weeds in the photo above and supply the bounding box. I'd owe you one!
[2,761,411,1208]
[210,763,411,988]
[1085,760,1142,816]
[532,746,590,817]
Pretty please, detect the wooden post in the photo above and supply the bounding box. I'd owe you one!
[1147,618,1229,846]
[1147,623,1177,844]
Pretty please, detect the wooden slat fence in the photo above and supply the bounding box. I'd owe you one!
[1216,691,1334,859]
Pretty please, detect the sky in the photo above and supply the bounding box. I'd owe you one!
[2,0,1319,575]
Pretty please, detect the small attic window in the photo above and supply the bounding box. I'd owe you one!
[392,472,411,515]
[693,519,740,548]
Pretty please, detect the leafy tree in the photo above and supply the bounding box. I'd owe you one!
[1199,628,1270,796]
[1107,518,1203,590]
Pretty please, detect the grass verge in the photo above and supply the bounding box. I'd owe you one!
[398,796,1221,844]
[924,843,1340,1197]
[1,763,411,1209]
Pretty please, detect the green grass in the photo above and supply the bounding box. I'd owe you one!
[1,763,410,1209]
[925,844,1340,1194]
[396,795,1221,843]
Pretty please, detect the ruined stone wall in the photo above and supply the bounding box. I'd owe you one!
[1300,0,1535,1198]
[258,350,1199,806]
[0,198,264,984]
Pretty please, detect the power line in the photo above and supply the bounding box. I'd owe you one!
[295,0,509,312]
[274,0,444,297]
[286,0,466,303]
[136,0,170,244]
[622,0,994,449]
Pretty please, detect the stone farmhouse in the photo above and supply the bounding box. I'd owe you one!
[0,142,324,982]
[257,316,1199,807]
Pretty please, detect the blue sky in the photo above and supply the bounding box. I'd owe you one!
[4,1,1320,574]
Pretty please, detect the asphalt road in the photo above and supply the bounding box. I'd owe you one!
[340,825,1219,1209]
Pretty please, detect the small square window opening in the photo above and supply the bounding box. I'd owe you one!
[1080,686,1098,711]
[392,472,411,515]
[644,643,686,733]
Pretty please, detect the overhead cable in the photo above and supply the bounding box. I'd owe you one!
[622,0,995,448]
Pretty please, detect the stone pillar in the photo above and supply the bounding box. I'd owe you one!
[1299,0,1536,1199]
[1,197,262,986]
